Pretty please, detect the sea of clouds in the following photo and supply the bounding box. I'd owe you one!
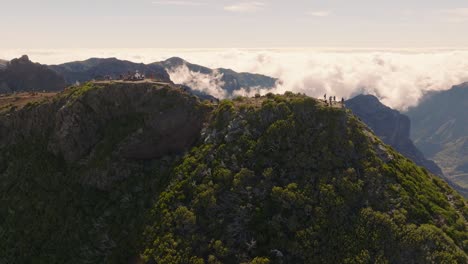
[2,48,468,110]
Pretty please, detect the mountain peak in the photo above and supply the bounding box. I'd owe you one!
[164,56,187,64]
[19,54,29,61]
[11,55,31,65]
[348,94,389,110]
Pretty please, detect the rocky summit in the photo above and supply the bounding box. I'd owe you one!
[0,83,466,263]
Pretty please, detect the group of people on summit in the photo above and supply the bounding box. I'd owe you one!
[323,94,344,106]
[324,94,345,107]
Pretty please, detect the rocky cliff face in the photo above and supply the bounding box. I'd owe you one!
[0,82,211,188]
[0,55,66,94]
[346,95,443,176]
[0,82,212,263]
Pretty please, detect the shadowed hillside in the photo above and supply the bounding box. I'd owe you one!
[407,84,468,195]
[346,94,443,176]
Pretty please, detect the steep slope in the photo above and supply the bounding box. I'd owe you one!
[156,57,278,96]
[49,57,171,84]
[141,93,467,263]
[0,55,66,94]
[406,84,468,192]
[346,95,468,197]
[0,82,211,263]
[1,87,466,263]
[345,95,443,175]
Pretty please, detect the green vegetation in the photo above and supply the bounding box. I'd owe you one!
[0,87,466,263]
[61,82,103,101]
[142,93,467,263]
[0,137,179,263]
[0,83,204,263]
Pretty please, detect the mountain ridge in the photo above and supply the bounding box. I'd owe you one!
[0,55,278,99]
[0,83,466,263]
[0,55,66,94]
[49,56,278,97]
[48,57,172,84]
[152,56,279,96]
[155,57,278,95]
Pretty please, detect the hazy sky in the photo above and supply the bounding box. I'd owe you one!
[2,0,468,48]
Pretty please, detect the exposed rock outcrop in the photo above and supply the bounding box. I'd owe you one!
[0,82,211,188]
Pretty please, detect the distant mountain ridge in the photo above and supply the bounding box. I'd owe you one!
[155,57,278,96]
[346,95,442,173]
[47,56,278,98]
[0,55,66,94]
[406,83,468,193]
[1,55,278,99]
[347,94,467,197]
[48,57,172,84]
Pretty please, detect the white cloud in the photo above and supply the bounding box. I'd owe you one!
[441,8,468,23]
[224,2,265,13]
[167,64,227,98]
[152,1,206,6]
[166,49,468,111]
[307,10,331,17]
